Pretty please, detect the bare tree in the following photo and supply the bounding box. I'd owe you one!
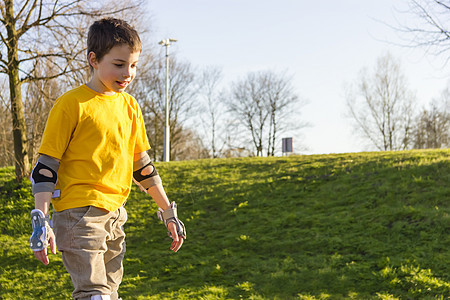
[129,50,198,161]
[394,0,450,60]
[346,53,416,151]
[0,77,13,167]
[0,0,142,181]
[229,72,269,156]
[171,127,209,160]
[412,86,450,148]
[24,60,63,164]
[197,66,226,158]
[262,72,300,156]
[227,70,302,156]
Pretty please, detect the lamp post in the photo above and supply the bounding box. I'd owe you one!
[159,38,177,162]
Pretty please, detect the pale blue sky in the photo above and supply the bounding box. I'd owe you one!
[146,0,449,154]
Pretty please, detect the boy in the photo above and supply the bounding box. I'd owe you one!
[29,18,186,300]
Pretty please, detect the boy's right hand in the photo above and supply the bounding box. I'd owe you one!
[33,230,56,265]
[30,209,57,265]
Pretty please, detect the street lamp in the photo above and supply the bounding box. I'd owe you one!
[159,38,177,162]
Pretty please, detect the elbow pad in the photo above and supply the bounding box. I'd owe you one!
[133,153,162,190]
[30,156,60,195]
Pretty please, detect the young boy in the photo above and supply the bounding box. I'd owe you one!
[29,18,186,300]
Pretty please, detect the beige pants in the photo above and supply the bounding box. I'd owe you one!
[53,205,127,300]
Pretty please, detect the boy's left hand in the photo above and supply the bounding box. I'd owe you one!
[168,222,184,252]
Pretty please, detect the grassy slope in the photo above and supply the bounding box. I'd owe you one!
[0,150,449,299]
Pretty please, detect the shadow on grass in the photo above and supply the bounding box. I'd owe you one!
[121,155,450,299]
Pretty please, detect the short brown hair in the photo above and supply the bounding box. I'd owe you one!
[87,18,142,69]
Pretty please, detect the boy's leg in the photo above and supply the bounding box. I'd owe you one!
[104,206,127,300]
[53,206,116,299]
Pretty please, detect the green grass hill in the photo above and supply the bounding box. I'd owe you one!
[1,149,449,299]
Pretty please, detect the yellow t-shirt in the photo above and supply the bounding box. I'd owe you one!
[39,85,150,212]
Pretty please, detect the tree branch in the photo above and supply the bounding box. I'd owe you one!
[0,31,8,49]
[0,2,6,24]
[18,52,71,64]
[20,63,78,84]
[435,0,450,11]
[389,0,450,58]
[15,0,36,25]
[16,0,140,39]
[0,54,8,71]
[17,0,79,37]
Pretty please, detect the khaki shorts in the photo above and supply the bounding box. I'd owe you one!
[53,205,127,300]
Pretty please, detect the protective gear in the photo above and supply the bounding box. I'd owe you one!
[133,153,162,190]
[30,209,52,251]
[157,202,186,239]
[30,155,60,195]
[90,295,111,300]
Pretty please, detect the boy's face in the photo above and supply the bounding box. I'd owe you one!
[88,44,140,95]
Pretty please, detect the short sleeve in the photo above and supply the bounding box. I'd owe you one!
[38,98,78,160]
[134,102,151,154]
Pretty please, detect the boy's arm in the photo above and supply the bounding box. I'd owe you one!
[35,192,53,216]
[148,183,184,253]
[33,192,57,265]
[30,155,59,265]
[133,152,185,253]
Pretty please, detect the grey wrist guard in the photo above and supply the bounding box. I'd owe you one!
[30,209,52,251]
[157,202,186,239]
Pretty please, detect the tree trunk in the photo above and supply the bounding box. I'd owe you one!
[271,112,277,156]
[6,1,29,181]
[9,69,29,180]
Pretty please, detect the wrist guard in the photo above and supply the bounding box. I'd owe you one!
[30,209,52,251]
[157,202,186,239]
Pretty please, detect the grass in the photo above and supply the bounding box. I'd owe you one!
[0,149,449,299]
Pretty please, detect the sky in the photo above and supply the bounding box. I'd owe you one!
[145,0,449,155]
